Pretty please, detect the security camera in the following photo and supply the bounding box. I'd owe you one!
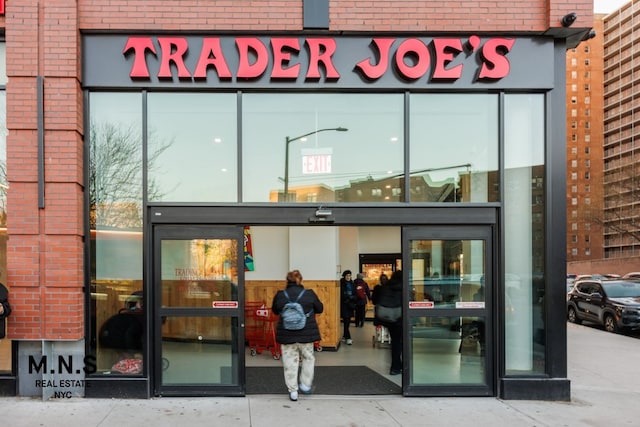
[562,12,577,28]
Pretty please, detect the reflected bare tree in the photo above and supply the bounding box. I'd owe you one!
[89,121,170,229]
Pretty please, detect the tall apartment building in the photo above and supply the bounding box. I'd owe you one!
[602,1,640,260]
[566,18,605,264]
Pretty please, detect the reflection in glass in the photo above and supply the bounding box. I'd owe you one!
[161,316,238,386]
[409,239,485,307]
[89,93,144,374]
[243,93,404,202]
[161,239,239,308]
[504,94,545,375]
[147,93,238,202]
[410,316,486,385]
[410,94,498,202]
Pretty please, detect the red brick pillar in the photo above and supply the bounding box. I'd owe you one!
[5,1,84,341]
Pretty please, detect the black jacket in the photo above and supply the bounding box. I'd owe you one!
[0,283,11,339]
[372,280,402,308]
[340,278,357,318]
[271,283,324,344]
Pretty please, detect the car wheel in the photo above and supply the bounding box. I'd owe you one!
[567,306,582,324]
[604,314,618,333]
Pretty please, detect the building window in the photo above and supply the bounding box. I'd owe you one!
[584,84,590,91]
[585,235,590,243]
[571,160,577,168]
[585,134,590,142]
[585,59,590,66]
[585,121,590,129]
[585,109,590,116]
[572,235,578,243]
[571,185,577,193]
[571,96,577,104]
[585,185,590,192]
[572,248,578,256]
[571,147,578,154]
[504,94,545,375]
[571,198,578,205]
[571,84,578,92]
[572,210,578,218]
[571,71,578,79]
[585,197,591,205]
[571,223,578,231]
[584,96,590,104]
[571,109,577,117]
[584,45,590,53]
[571,58,577,66]
[571,172,578,180]
[585,147,590,154]
[585,160,590,167]
[411,94,498,203]
[585,248,591,256]
[585,172,590,179]
[571,121,577,129]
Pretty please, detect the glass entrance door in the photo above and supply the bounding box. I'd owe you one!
[153,225,245,396]
[403,226,493,396]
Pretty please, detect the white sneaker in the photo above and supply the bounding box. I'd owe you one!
[289,391,298,401]
[346,339,353,345]
[299,383,311,394]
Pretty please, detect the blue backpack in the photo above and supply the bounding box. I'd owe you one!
[281,289,311,330]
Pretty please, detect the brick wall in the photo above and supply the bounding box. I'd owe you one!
[5,1,83,340]
[75,0,593,32]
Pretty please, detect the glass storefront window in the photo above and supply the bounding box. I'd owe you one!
[160,238,239,307]
[410,94,499,203]
[161,317,238,386]
[410,316,486,385]
[147,93,238,202]
[409,239,485,306]
[89,92,144,375]
[504,94,545,375]
[242,93,404,203]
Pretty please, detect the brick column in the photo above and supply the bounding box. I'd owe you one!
[6,1,83,340]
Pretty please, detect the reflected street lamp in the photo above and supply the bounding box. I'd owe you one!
[283,127,348,202]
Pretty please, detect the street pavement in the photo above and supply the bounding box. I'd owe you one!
[2,322,639,427]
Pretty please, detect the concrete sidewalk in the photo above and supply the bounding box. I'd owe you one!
[2,323,638,427]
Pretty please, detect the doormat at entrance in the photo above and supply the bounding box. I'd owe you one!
[246,365,401,395]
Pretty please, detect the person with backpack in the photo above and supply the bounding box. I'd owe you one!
[354,273,371,327]
[271,269,324,402]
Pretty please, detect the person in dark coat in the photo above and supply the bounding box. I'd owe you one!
[372,270,403,375]
[0,282,11,339]
[271,269,324,401]
[339,269,356,344]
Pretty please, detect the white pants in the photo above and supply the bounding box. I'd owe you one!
[280,342,315,393]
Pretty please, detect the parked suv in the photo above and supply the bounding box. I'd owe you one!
[567,278,640,333]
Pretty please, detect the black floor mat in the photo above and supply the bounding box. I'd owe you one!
[246,365,401,395]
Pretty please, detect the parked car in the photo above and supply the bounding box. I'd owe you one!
[622,272,640,279]
[567,278,640,333]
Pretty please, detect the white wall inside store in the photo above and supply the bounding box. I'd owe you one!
[246,226,401,281]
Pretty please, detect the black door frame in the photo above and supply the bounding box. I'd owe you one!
[151,224,245,397]
[147,205,498,397]
[402,225,495,397]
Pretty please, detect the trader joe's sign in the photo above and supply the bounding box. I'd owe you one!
[83,35,554,89]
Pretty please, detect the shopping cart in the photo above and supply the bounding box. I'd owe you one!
[372,324,391,348]
[245,301,281,360]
